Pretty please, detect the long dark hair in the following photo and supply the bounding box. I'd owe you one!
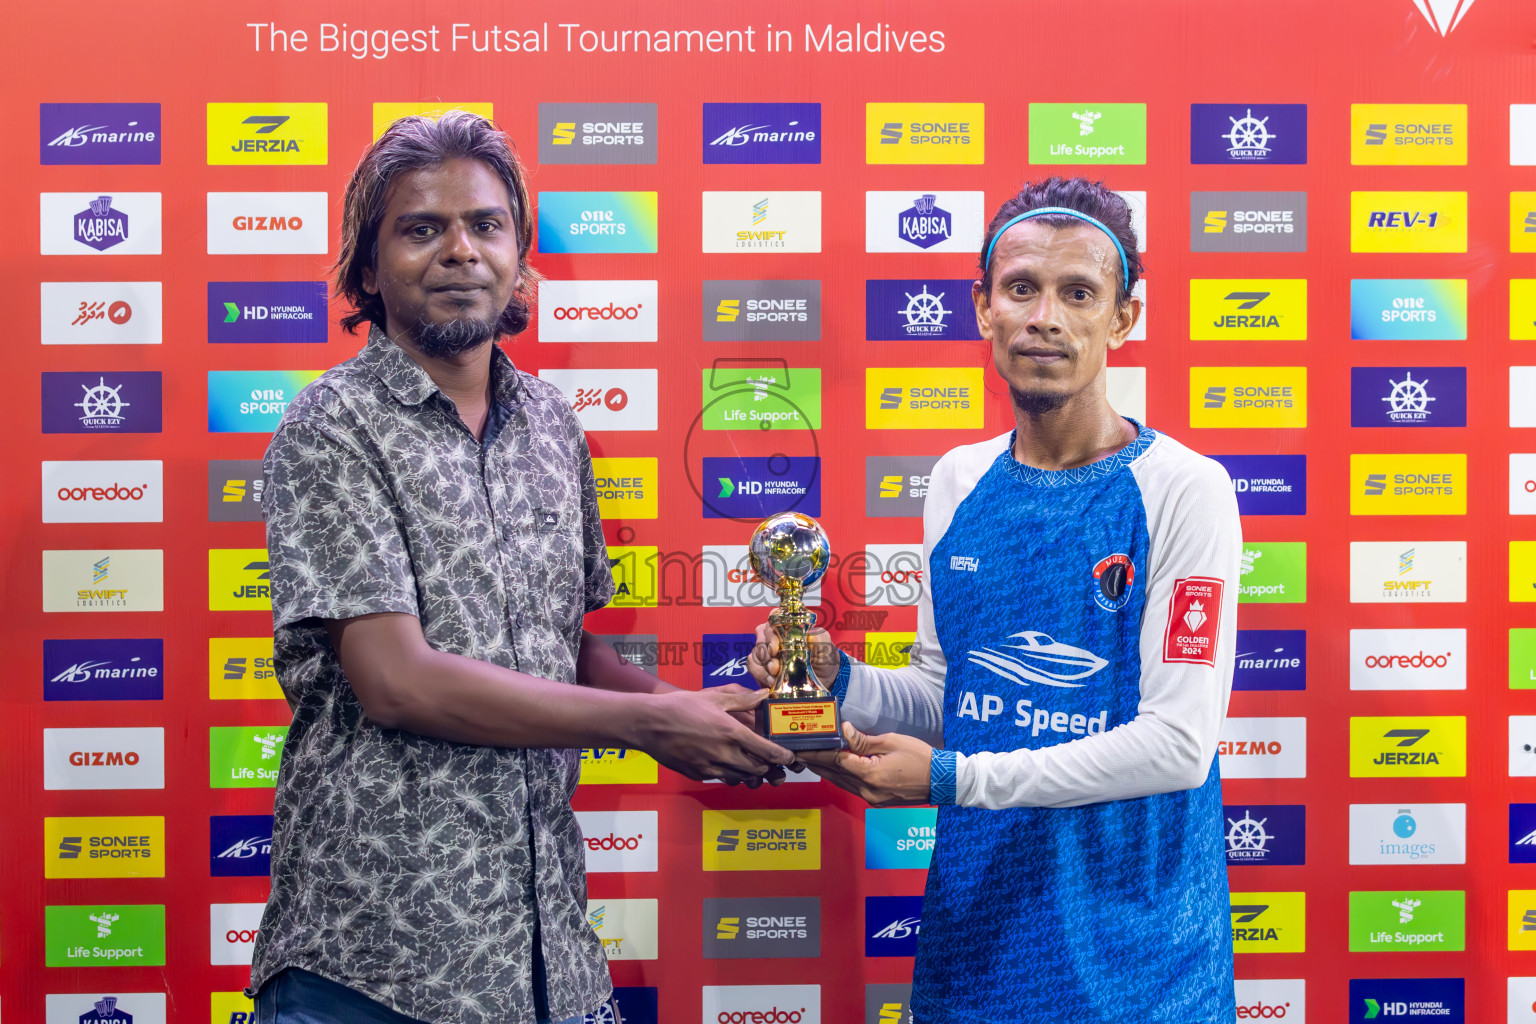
[978,177,1143,305]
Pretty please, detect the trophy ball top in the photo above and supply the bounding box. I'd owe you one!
[749,512,831,588]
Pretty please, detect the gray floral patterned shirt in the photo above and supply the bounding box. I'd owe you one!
[249,325,616,1023]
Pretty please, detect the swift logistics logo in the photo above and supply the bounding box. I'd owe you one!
[538,102,657,164]
[210,814,274,877]
[1348,890,1465,952]
[1350,280,1467,340]
[206,103,328,165]
[866,455,939,518]
[42,370,162,433]
[1211,454,1306,516]
[43,638,164,702]
[1351,191,1467,253]
[45,904,165,966]
[1219,717,1307,778]
[538,280,657,343]
[207,282,328,343]
[703,102,821,164]
[1189,279,1307,340]
[537,191,658,253]
[43,460,163,523]
[866,367,983,429]
[703,809,821,870]
[42,549,165,612]
[41,192,162,254]
[1349,716,1466,777]
[1349,804,1467,865]
[1350,628,1466,690]
[704,280,821,341]
[1350,453,1465,515]
[1350,541,1467,603]
[538,368,659,431]
[1223,804,1305,865]
[586,898,658,960]
[865,807,937,869]
[209,637,282,700]
[1351,104,1467,165]
[864,191,985,253]
[1229,892,1305,953]
[207,370,322,432]
[45,815,165,878]
[1350,366,1466,427]
[43,727,165,790]
[1028,103,1146,163]
[702,897,820,958]
[592,457,659,519]
[40,280,163,345]
[206,191,329,254]
[703,456,820,519]
[1237,542,1307,604]
[1232,629,1306,690]
[702,191,822,252]
[207,459,265,523]
[208,548,273,611]
[865,280,982,340]
[865,102,983,164]
[209,725,289,788]
[866,895,923,957]
[1189,192,1307,252]
[700,365,822,431]
[1189,104,1306,164]
[40,102,161,164]
[1189,367,1307,428]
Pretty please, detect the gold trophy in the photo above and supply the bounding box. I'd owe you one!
[748,512,846,751]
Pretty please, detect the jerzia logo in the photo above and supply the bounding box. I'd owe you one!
[1350,716,1466,777]
[1190,280,1307,340]
[207,103,328,165]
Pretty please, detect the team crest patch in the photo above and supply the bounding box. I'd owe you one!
[1163,576,1224,666]
[1092,553,1135,612]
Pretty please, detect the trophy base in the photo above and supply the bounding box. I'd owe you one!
[757,695,846,751]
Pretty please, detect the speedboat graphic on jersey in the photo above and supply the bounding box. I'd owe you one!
[965,631,1108,687]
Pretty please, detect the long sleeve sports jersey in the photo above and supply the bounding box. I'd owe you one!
[830,422,1241,1024]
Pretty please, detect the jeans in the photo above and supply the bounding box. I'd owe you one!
[255,968,599,1024]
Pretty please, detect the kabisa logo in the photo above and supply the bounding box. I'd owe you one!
[538,102,658,164]
[1349,716,1466,777]
[575,810,658,872]
[1233,979,1305,1022]
[208,281,328,344]
[74,195,129,251]
[1348,890,1464,952]
[44,903,166,967]
[42,549,165,613]
[208,725,289,788]
[1232,629,1306,691]
[703,897,821,959]
[703,102,822,164]
[44,638,164,702]
[1229,892,1306,953]
[701,191,823,253]
[865,895,922,957]
[206,192,329,255]
[1348,978,1463,1024]
[1350,454,1465,516]
[702,985,820,1024]
[537,191,659,254]
[1224,805,1306,866]
[1349,280,1468,340]
[41,280,162,345]
[1218,718,1308,779]
[45,815,165,878]
[1189,192,1308,253]
[701,633,758,688]
[866,367,983,429]
[210,814,275,877]
[1349,804,1466,865]
[704,456,821,520]
[1189,104,1307,164]
[42,371,162,433]
[1351,104,1466,165]
[1189,367,1308,428]
[865,102,983,164]
[1090,553,1136,612]
[1237,542,1307,604]
[1350,366,1466,427]
[864,280,981,341]
[898,194,950,249]
[40,102,161,164]
[539,368,659,431]
[44,727,165,791]
[703,280,822,342]
[207,370,321,433]
[41,192,162,255]
[207,103,329,165]
[1028,103,1147,164]
[865,807,937,870]
[702,810,821,870]
[1189,280,1307,340]
[1351,191,1468,253]
[866,455,937,519]
[1212,455,1307,516]
[864,191,984,253]
[1349,541,1466,603]
[538,280,658,343]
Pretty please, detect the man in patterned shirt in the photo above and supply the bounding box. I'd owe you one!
[248,111,792,1024]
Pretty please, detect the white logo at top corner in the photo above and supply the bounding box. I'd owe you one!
[1410,0,1478,36]
[1183,601,1208,632]
[965,631,1108,688]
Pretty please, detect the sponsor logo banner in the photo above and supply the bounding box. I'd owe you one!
[207,191,328,254]
[1515,541,1536,603]
[538,102,657,164]
[1238,542,1307,604]
[702,897,821,958]
[1517,367,1536,428]
[1351,629,1466,690]
[865,102,983,164]
[1348,890,1464,951]
[41,102,161,164]
[1350,280,1467,340]
[1514,629,1536,690]
[866,631,917,668]
[1212,454,1306,516]
[209,725,289,787]
[46,993,167,1024]
[45,815,165,878]
[865,280,981,341]
[864,544,925,608]
[1351,103,1467,165]
[371,102,493,140]
[207,370,321,433]
[1223,804,1306,866]
[1233,629,1306,691]
[538,280,657,343]
[1516,105,1536,165]
[579,746,659,785]
[865,807,937,870]
[1510,977,1536,1020]
[1162,576,1223,667]
[40,192,162,254]
[703,456,820,519]
[701,986,820,1024]
[1513,804,1536,862]
[42,370,162,433]
[1233,979,1305,1023]
[208,548,272,611]
[212,991,258,1023]
[703,809,821,870]
[701,632,758,688]
[703,102,821,164]
[43,727,164,790]
[866,455,938,518]
[1513,897,1536,956]
[592,457,658,519]
[1350,716,1466,777]
[1349,541,1467,603]
[866,895,922,957]
[1229,892,1305,953]
[702,544,823,609]
[865,984,913,1024]
[865,367,983,429]
[1189,279,1307,340]
[1513,279,1536,340]
[1512,192,1536,252]
[1189,104,1307,164]
[864,191,985,253]
[43,460,162,523]
[1028,103,1146,163]
[1189,192,1307,252]
[1189,366,1307,428]
[587,898,658,961]
[208,637,282,700]
[537,191,658,253]
[208,459,266,523]
[1351,191,1468,253]
[44,638,164,702]
[701,366,822,431]
[703,280,821,342]
[596,634,659,676]
[1219,718,1307,778]
[207,102,327,165]
[605,545,659,609]
[597,989,659,1024]
[575,810,658,872]
[207,281,327,343]
[41,281,162,345]
[1350,365,1467,427]
[538,368,659,431]
[1513,454,1536,515]
[43,549,164,613]
[45,903,165,966]
[210,814,274,877]
[1350,804,1466,865]
[1350,453,1466,515]
[702,191,822,253]
[211,902,263,965]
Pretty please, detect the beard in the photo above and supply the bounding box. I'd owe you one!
[413,313,498,358]
[1009,385,1071,417]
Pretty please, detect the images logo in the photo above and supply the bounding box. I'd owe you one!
[1189,192,1307,252]
[41,192,162,255]
[1350,541,1467,603]
[210,814,274,877]
[703,809,821,870]
[1190,104,1306,164]
[45,815,165,878]
[206,191,329,254]
[587,898,659,960]
[209,725,289,788]
[701,191,822,253]
[1229,892,1305,953]
[1189,279,1307,340]
[43,727,165,790]
[43,460,163,523]
[1350,454,1466,515]
[538,102,657,164]
[1350,366,1466,427]
[207,103,327,165]
[866,455,938,518]
[1350,280,1467,340]
[207,370,321,433]
[1029,103,1146,163]
[208,636,282,700]
[1350,716,1466,777]
[1223,804,1305,865]
[1350,628,1466,690]
[865,807,937,870]
[701,365,822,431]
[866,895,922,957]
[538,280,658,343]
[1351,104,1467,165]
[41,281,163,345]
[538,368,659,431]
[702,897,820,958]
[1236,541,1307,604]
[704,102,821,164]
[1212,455,1306,516]
[44,638,164,702]
[703,456,820,519]
[865,102,983,164]
[1219,717,1307,778]
[207,281,327,344]
[537,191,658,253]
[1189,367,1307,428]
[866,368,983,429]
[1349,804,1466,865]
[864,191,985,253]
[865,280,982,341]
[42,370,162,433]
[1232,629,1306,691]
[574,810,658,873]
[702,280,821,342]
[41,102,160,164]
[1348,890,1464,952]
[42,549,164,612]
[1351,191,1467,253]
[45,903,165,966]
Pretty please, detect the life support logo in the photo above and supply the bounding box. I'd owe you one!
[1091,553,1135,612]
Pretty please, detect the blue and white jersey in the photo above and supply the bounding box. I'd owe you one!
[836,422,1241,1024]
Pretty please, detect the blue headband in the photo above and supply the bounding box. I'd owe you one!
[982,207,1132,292]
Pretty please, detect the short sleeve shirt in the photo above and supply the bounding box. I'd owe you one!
[248,326,616,1024]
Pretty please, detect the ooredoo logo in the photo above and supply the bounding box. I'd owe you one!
[538,280,658,342]
[206,191,329,255]
[42,461,163,523]
[210,902,264,965]
[702,986,820,1024]
[1350,629,1466,690]
[575,810,658,872]
[1234,979,1305,1021]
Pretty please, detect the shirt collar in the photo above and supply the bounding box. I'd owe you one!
[359,323,525,409]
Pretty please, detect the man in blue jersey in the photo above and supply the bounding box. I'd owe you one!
[750,177,1241,1023]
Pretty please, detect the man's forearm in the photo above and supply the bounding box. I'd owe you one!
[577,630,680,695]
